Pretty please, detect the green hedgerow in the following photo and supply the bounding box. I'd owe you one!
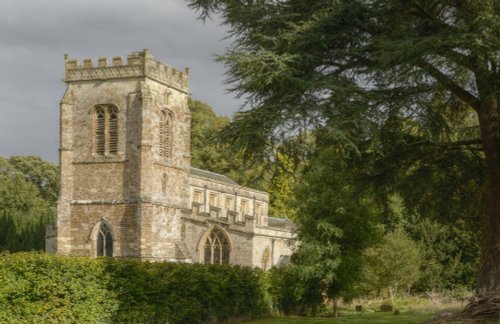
[0,252,270,323]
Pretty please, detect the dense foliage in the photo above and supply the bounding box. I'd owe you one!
[190,98,300,219]
[361,228,422,297]
[0,252,269,323]
[267,265,325,316]
[186,0,498,314]
[0,156,57,251]
[292,143,381,302]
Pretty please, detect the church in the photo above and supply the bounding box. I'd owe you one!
[46,49,295,269]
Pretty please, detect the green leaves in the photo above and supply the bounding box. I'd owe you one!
[361,228,422,296]
[186,0,496,300]
[0,253,270,323]
[291,144,382,300]
[190,99,302,218]
[0,156,57,252]
[0,252,117,323]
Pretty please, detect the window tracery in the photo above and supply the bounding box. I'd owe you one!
[94,104,119,156]
[95,107,105,155]
[203,228,230,264]
[96,222,113,257]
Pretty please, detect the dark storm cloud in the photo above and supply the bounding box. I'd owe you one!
[0,0,239,163]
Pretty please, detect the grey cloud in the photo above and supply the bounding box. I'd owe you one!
[0,0,240,163]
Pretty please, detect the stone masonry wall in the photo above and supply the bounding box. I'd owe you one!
[53,49,295,267]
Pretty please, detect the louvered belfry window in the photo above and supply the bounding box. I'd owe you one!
[159,111,172,159]
[95,107,105,155]
[108,106,118,154]
[94,104,119,156]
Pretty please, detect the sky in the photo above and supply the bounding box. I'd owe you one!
[0,0,238,163]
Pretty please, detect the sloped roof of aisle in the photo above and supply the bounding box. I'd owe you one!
[191,167,238,185]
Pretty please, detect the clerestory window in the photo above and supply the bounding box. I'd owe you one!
[94,104,119,156]
[203,228,230,264]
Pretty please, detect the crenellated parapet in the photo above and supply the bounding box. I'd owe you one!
[64,49,190,92]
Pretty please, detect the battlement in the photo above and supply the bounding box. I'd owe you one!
[64,49,190,92]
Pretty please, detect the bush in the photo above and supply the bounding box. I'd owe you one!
[267,265,325,316]
[0,252,117,323]
[0,252,270,323]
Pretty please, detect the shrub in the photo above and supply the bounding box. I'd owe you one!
[267,265,325,316]
[0,252,117,323]
[0,252,270,323]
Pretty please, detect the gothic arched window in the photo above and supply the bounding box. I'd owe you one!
[159,111,172,159]
[108,106,118,154]
[203,228,230,264]
[95,107,105,155]
[96,222,113,257]
[94,104,119,156]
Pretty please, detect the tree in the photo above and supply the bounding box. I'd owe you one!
[190,98,300,218]
[0,157,56,251]
[187,0,499,315]
[7,156,59,205]
[190,98,232,173]
[292,143,381,304]
[409,218,480,292]
[189,98,270,188]
[362,228,422,299]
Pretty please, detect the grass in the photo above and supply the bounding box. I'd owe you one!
[245,311,433,323]
[244,293,468,323]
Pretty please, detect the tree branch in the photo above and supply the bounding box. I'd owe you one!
[408,138,483,151]
[418,60,480,111]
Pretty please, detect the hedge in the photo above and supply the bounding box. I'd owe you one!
[0,252,270,323]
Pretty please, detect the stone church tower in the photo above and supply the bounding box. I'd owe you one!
[55,49,192,260]
[49,50,295,267]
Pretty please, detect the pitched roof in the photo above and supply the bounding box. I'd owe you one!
[190,167,238,185]
[268,217,294,229]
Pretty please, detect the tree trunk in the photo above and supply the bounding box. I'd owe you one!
[465,92,500,318]
[477,91,500,293]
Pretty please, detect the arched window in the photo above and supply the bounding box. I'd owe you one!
[96,222,113,257]
[95,107,105,155]
[159,111,172,159]
[108,106,118,154]
[94,104,119,156]
[203,228,230,264]
[261,247,271,270]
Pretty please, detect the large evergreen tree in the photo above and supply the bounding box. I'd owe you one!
[187,0,499,315]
